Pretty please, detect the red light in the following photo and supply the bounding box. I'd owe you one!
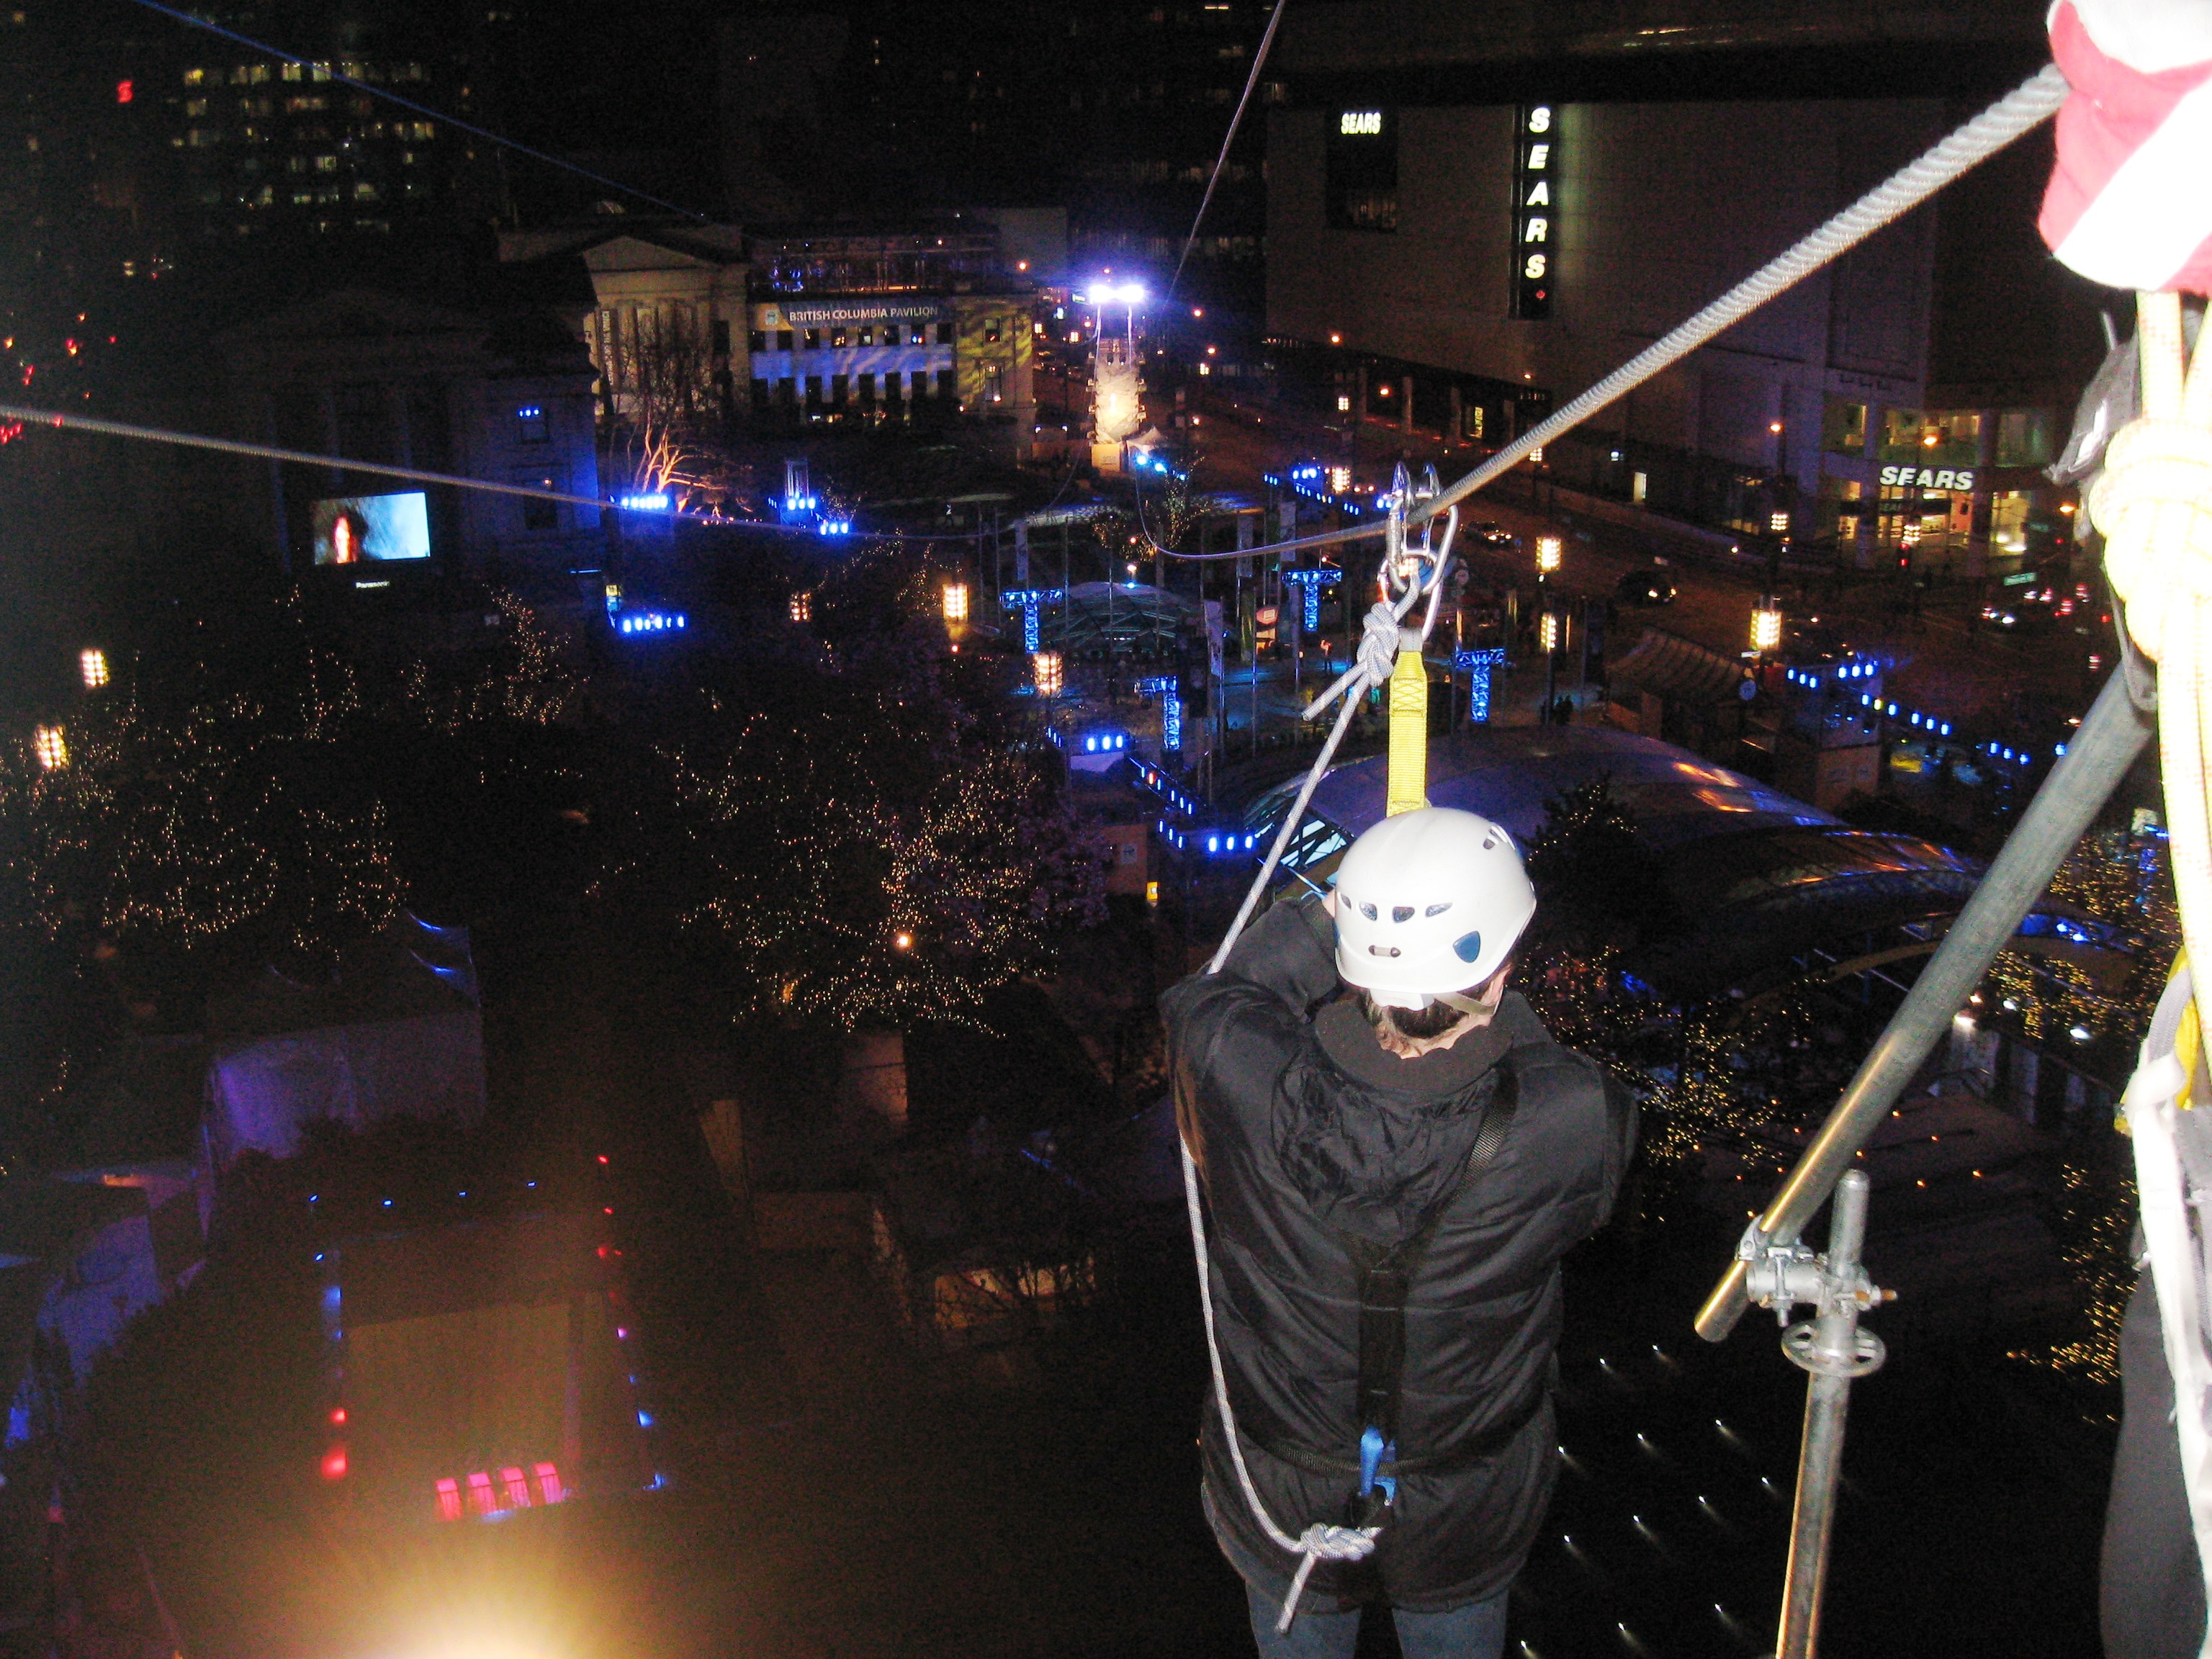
[603,1206,613,1215]
[467,1471,495,1516]
[320,1444,349,1480]
[501,1467,531,1508]
[534,1462,565,1504]
[329,1407,346,1425]
[597,1155,609,1164]
[115,81,133,104]
[434,1478,462,1522]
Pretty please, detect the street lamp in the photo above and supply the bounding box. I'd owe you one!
[942,583,969,624]
[1033,651,1064,698]
[79,649,108,690]
[1535,536,1562,582]
[1750,597,1785,657]
[32,725,66,770]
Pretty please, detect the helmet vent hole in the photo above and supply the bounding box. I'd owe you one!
[1425,902,1452,917]
[1392,905,1415,923]
[1359,902,1378,921]
[1368,945,1401,958]
[1452,931,1484,965]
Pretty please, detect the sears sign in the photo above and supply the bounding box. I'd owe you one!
[1879,464,1978,492]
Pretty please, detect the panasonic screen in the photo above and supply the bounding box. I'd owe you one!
[313,492,431,565]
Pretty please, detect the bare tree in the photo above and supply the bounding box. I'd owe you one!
[595,305,729,511]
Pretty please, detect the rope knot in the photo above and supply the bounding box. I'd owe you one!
[1299,1521,1381,1563]
[2093,415,2212,661]
[1357,602,1403,688]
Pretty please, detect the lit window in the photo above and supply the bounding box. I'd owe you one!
[434,1479,462,1522]
[184,98,207,116]
[466,1472,495,1516]
[184,68,207,86]
[351,180,379,201]
[500,1467,531,1509]
[281,62,302,81]
[314,153,337,172]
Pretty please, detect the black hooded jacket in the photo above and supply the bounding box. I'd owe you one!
[1162,894,1635,1611]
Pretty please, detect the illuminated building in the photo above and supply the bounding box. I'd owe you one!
[1264,2,2091,578]
[741,225,1038,450]
[500,223,753,429]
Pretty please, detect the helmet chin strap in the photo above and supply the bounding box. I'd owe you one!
[1431,989,1491,1017]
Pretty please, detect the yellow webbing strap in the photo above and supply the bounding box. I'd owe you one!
[1385,645,1429,817]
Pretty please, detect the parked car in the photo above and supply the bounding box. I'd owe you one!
[1614,568,1678,606]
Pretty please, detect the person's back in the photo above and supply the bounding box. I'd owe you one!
[1164,808,1635,1654]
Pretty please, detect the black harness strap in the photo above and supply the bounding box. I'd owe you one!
[1340,1058,1521,1459]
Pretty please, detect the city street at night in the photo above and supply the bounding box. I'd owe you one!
[0,4,2200,1659]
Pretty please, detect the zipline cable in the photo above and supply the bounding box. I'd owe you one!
[120,0,711,222]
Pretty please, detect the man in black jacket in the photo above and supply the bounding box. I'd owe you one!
[1164,806,1635,1658]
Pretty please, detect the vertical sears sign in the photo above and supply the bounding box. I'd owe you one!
[1512,104,1557,319]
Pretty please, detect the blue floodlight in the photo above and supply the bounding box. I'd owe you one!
[616,491,670,512]
[616,610,687,636]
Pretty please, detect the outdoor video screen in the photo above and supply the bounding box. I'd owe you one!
[312,492,431,565]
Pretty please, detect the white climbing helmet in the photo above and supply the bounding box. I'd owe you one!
[1333,806,1537,1010]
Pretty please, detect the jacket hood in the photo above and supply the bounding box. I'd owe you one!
[1275,993,1541,1248]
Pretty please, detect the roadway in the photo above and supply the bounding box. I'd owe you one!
[1170,389,2099,745]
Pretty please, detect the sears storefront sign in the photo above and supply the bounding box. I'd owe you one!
[1879,464,1978,491]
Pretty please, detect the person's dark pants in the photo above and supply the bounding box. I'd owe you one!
[1208,1485,1511,1659]
[1239,1578,1509,1659]
[2103,1272,2208,1658]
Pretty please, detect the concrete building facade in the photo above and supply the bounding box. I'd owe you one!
[218,288,603,580]
[1263,2,2103,575]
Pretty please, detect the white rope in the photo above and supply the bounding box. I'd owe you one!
[1174,65,2072,1635]
[1181,1141,1380,1633]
